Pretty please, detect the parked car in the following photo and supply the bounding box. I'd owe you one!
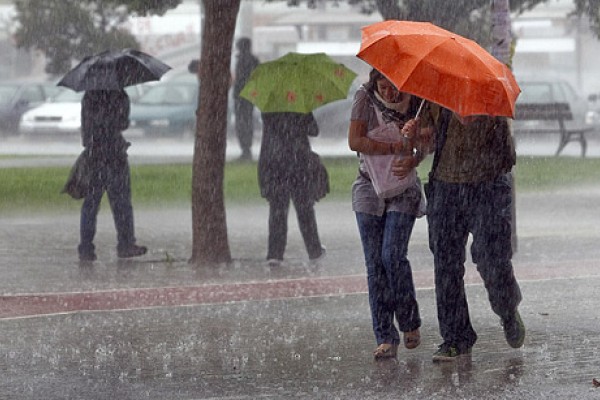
[312,79,362,138]
[316,78,598,138]
[0,81,61,135]
[128,80,198,137]
[513,79,599,133]
[19,85,145,137]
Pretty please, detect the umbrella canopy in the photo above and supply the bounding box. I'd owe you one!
[357,20,520,118]
[58,48,171,92]
[240,52,357,114]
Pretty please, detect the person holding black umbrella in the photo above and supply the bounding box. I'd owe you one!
[77,89,147,261]
[57,49,170,261]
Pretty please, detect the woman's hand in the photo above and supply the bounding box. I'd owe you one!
[392,156,418,179]
[401,118,419,139]
[390,140,413,156]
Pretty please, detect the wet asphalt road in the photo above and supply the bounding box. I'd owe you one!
[1,134,600,399]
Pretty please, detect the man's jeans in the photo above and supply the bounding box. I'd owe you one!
[355,211,421,346]
[79,158,136,255]
[427,173,522,350]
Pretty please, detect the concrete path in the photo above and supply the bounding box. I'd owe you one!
[1,186,600,399]
[1,134,600,399]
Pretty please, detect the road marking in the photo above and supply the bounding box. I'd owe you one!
[1,259,599,319]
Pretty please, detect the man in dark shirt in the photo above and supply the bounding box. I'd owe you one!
[395,106,525,362]
[232,37,259,160]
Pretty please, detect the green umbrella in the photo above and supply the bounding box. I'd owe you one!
[240,52,357,114]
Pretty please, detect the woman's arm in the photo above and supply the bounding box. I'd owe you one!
[348,119,413,155]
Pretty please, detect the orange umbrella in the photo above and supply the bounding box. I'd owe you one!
[357,20,520,118]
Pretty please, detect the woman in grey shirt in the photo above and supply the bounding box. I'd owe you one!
[348,69,426,359]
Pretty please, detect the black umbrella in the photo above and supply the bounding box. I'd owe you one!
[57,48,172,92]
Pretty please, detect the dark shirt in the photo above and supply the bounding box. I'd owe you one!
[81,90,130,158]
[431,106,516,183]
[233,51,259,98]
[258,112,325,201]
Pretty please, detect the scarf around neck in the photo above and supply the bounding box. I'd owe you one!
[367,86,412,124]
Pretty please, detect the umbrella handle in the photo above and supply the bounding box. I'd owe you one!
[415,98,426,119]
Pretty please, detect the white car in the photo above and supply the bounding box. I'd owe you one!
[19,89,82,136]
[19,86,144,136]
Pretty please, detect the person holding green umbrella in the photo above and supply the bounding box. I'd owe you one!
[258,112,328,266]
[241,52,356,266]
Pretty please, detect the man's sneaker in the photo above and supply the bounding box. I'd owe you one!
[117,244,148,259]
[432,343,472,362]
[502,310,526,348]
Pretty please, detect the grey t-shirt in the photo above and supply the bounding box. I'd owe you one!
[350,85,422,216]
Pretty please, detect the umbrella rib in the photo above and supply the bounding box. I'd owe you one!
[403,38,501,103]
[358,21,519,117]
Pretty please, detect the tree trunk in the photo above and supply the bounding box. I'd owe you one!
[491,0,518,254]
[190,0,240,266]
[491,0,512,66]
[375,0,405,20]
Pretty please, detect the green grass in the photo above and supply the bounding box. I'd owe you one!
[0,156,598,213]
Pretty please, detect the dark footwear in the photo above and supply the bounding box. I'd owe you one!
[117,244,147,259]
[432,343,472,362]
[403,329,421,349]
[238,152,252,161]
[78,244,96,261]
[502,310,526,348]
[373,343,398,360]
[309,246,327,263]
[79,252,97,261]
[266,258,282,267]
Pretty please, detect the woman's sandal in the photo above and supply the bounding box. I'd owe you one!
[373,343,398,359]
[403,329,421,350]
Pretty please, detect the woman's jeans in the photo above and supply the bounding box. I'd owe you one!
[79,157,136,255]
[355,211,421,346]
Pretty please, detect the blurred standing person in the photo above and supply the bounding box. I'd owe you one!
[233,37,260,161]
[395,106,524,362]
[348,69,430,359]
[78,89,147,261]
[259,112,328,266]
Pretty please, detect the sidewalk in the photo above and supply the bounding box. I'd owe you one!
[1,189,600,398]
[1,135,600,399]
[1,276,598,399]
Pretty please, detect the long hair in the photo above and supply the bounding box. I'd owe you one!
[364,68,420,121]
[368,68,385,87]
